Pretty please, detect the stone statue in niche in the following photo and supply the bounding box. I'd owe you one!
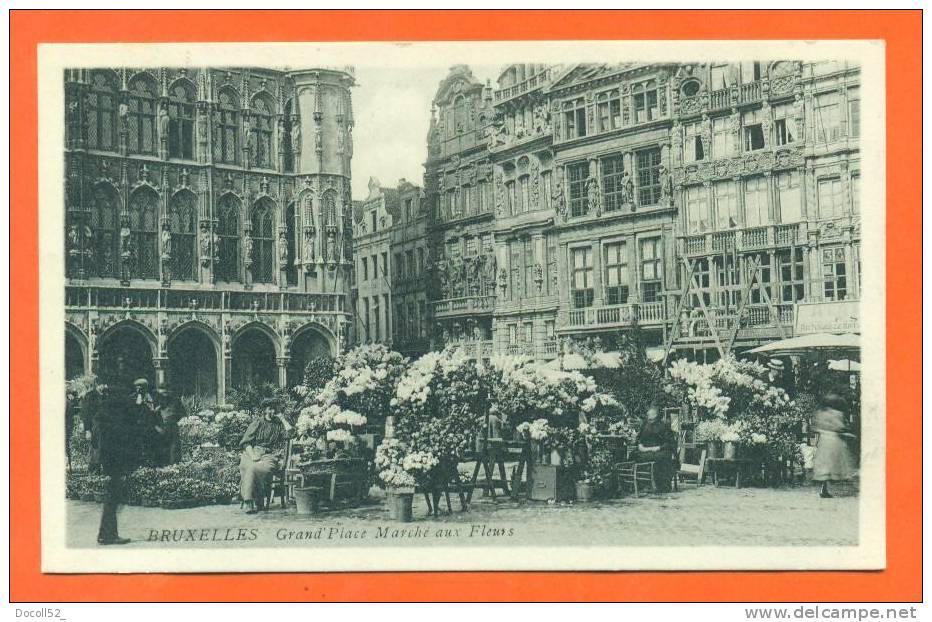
[243,235,253,265]
[483,252,497,287]
[622,171,634,207]
[291,119,301,152]
[119,223,132,259]
[199,225,211,262]
[552,180,567,221]
[314,125,323,153]
[67,224,80,255]
[160,224,172,260]
[326,230,337,264]
[158,107,170,148]
[303,230,315,264]
[533,103,551,134]
[278,232,288,268]
[659,164,673,204]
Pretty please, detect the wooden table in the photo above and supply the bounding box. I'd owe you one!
[705,458,755,488]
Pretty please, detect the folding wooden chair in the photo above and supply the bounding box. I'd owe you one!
[616,461,655,497]
[674,448,707,490]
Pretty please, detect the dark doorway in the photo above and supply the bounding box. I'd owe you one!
[231,328,277,389]
[97,325,155,395]
[287,328,332,387]
[168,326,218,401]
[65,331,86,380]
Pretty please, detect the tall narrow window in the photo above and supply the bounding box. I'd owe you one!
[597,90,622,131]
[713,179,738,229]
[361,257,368,281]
[86,71,118,152]
[777,248,805,303]
[363,298,371,342]
[818,177,844,219]
[604,241,629,305]
[567,163,588,217]
[601,155,625,212]
[563,99,587,139]
[743,108,765,151]
[714,255,739,309]
[847,87,860,138]
[851,173,860,213]
[214,88,240,164]
[505,182,515,216]
[773,103,797,146]
[822,247,847,301]
[541,171,552,212]
[523,238,535,297]
[285,201,297,286]
[571,247,594,308]
[632,81,659,123]
[129,188,159,279]
[217,195,241,282]
[168,81,195,159]
[639,237,663,303]
[282,100,294,173]
[546,237,557,296]
[636,148,662,206]
[776,170,802,223]
[748,252,773,305]
[710,64,731,90]
[90,185,120,277]
[170,191,197,280]
[744,176,769,227]
[251,97,274,169]
[712,116,731,158]
[127,75,158,155]
[740,61,762,83]
[686,185,710,234]
[251,200,275,283]
[510,244,522,301]
[519,176,531,213]
[815,92,841,142]
[684,122,705,162]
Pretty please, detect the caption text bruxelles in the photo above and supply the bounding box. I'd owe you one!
[146,524,515,543]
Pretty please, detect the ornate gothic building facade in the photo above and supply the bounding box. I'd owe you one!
[423,61,861,362]
[63,66,357,402]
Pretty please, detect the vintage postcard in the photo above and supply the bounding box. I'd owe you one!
[38,39,885,573]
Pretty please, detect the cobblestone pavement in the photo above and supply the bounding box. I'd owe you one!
[67,481,858,549]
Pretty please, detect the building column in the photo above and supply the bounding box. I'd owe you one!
[591,239,604,307]
[627,234,640,304]
[276,356,290,388]
[153,357,168,388]
[223,355,233,400]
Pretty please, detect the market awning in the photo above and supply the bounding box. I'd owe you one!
[746,332,860,356]
[828,359,861,372]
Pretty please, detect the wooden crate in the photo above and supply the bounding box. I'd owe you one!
[527,464,575,502]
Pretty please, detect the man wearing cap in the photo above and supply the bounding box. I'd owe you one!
[238,397,293,514]
[767,358,794,397]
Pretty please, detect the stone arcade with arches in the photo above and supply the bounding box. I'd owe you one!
[64,66,356,403]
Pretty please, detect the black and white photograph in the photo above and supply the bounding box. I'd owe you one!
[39,40,886,573]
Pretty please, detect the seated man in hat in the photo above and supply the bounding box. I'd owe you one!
[238,397,293,514]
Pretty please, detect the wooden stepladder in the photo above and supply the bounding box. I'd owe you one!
[662,256,728,366]
[467,437,512,503]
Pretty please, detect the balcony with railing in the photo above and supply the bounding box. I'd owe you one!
[65,285,346,314]
[560,300,666,332]
[430,295,496,318]
[451,339,495,360]
[681,223,805,257]
[675,303,795,344]
[494,68,552,103]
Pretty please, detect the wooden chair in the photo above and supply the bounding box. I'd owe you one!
[674,448,707,490]
[616,461,655,497]
[266,438,300,509]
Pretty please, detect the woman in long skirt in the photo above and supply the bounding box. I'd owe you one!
[239,398,293,514]
[812,393,854,498]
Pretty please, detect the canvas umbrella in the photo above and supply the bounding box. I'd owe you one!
[746,332,860,356]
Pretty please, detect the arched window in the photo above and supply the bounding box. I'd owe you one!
[251,96,274,169]
[453,96,467,134]
[170,191,197,280]
[86,71,118,152]
[168,81,195,160]
[323,192,337,227]
[282,100,294,173]
[217,195,240,282]
[251,199,275,283]
[127,74,158,155]
[129,188,159,279]
[303,194,315,228]
[214,88,239,164]
[285,201,297,286]
[90,184,120,277]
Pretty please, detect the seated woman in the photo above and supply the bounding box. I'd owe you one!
[635,404,677,493]
[239,397,293,514]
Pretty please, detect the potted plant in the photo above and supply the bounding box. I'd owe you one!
[575,475,598,502]
[722,427,741,460]
[294,486,320,515]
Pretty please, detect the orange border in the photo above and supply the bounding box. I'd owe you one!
[11,9,921,602]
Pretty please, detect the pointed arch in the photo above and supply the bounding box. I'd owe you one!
[230,321,280,389]
[97,319,157,390]
[127,72,159,155]
[250,93,276,168]
[216,193,242,282]
[87,70,120,151]
[168,78,196,160]
[89,181,121,278]
[169,188,198,280]
[167,321,221,400]
[129,186,160,279]
[214,86,240,164]
[250,197,276,283]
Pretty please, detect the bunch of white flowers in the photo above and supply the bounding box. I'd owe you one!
[326,429,353,443]
[516,418,552,441]
[402,451,440,473]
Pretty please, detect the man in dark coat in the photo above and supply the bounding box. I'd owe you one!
[95,386,141,545]
[635,404,677,493]
[153,385,182,466]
